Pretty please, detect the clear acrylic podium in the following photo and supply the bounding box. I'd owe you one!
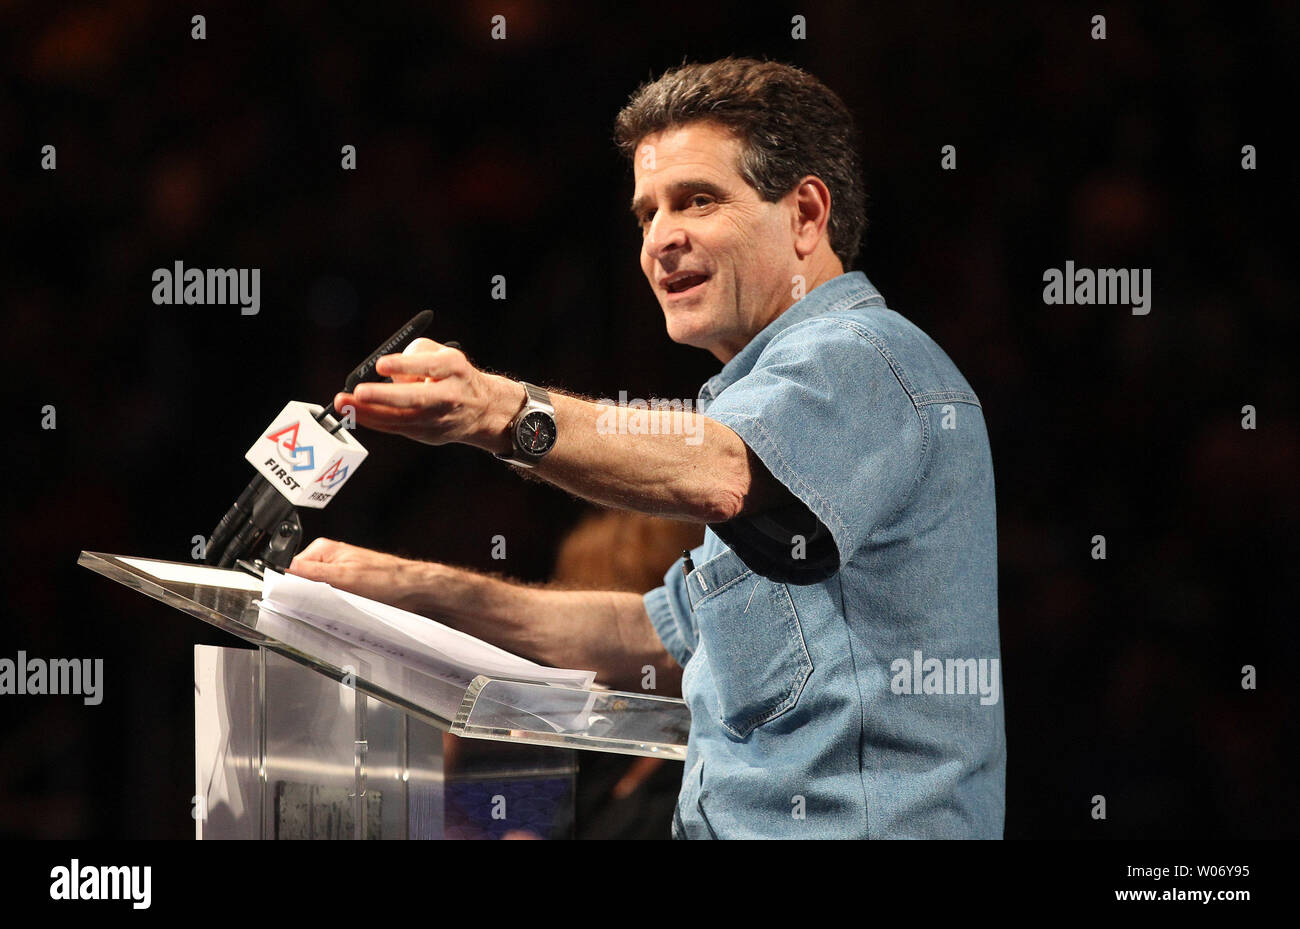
[79,551,690,839]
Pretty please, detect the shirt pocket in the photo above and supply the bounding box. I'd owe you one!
[688,547,814,739]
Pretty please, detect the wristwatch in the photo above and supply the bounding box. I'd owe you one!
[495,381,557,468]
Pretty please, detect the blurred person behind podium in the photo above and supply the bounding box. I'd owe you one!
[552,509,702,839]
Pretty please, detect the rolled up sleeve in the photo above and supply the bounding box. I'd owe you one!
[642,543,704,668]
[702,318,924,580]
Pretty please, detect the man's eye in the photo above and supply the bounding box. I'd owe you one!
[690,195,714,208]
[638,210,655,228]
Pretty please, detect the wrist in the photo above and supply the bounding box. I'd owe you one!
[404,560,536,653]
[400,559,452,616]
[474,374,526,455]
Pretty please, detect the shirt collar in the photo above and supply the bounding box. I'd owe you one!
[699,270,883,403]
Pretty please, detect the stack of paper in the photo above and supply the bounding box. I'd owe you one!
[260,570,596,691]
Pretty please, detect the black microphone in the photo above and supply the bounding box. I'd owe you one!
[322,308,435,421]
[205,310,435,570]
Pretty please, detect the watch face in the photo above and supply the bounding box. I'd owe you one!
[516,410,557,455]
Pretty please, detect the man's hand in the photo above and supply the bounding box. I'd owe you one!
[333,337,520,452]
[287,537,426,611]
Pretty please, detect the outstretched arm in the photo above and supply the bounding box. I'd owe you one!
[287,538,681,695]
[332,338,795,522]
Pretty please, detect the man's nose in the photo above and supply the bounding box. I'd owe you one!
[644,211,687,259]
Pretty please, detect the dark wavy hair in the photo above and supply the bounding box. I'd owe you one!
[614,57,867,269]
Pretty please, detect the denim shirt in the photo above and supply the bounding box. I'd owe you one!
[643,271,1006,839]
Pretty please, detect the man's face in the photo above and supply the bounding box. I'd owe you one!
[631,121,797,362]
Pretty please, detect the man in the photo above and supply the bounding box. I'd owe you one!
[289,58,1006,839]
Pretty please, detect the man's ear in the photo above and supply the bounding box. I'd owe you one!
[791,175,832,259]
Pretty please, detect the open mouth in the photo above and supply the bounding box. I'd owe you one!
[665,272,710,296]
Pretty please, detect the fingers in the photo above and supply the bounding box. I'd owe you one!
[375,346,465,380]
[389,339,441,383]
[295,537,344,562]
[352,380,450,409]
[333,342,473,442]
[335,390,424,422]
[286,538,411,605]
[286,556,333,582]
[331,395,431,441]
[404,337,441,354]
[288,537,352,577]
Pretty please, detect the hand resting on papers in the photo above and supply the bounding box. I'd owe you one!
[288,538,427,612]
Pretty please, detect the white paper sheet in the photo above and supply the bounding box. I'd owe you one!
[119,557,265,592]
[259,570,596,690]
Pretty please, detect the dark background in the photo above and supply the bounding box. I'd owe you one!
[1,0,1295,839]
